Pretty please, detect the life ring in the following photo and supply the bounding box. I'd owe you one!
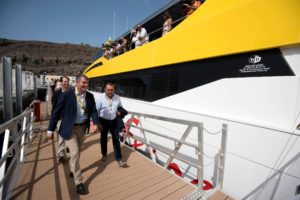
[168,162,213,190]
[122,118,144,148]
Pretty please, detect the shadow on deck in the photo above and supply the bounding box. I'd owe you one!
[5,129,196,200]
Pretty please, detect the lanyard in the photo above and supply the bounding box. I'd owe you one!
[76,93,86,114]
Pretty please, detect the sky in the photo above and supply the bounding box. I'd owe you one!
[0,0,172,47]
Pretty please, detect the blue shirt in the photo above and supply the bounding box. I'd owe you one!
[75,88,88,124]
[95,93,122,120]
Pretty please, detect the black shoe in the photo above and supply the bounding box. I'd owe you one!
[76,183,87,195]
[69,172,74,178]
[58,156,65,163]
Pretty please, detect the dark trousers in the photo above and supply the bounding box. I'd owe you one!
[99,117,122,161]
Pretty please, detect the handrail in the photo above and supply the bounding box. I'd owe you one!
[121,96,296,135]
[0,101,35,198]
[128,15,187,51]
[147,15,187,38]
[0,110,32,134]
[122,111,228,191]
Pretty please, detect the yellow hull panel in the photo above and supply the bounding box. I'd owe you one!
[85,0,300,78]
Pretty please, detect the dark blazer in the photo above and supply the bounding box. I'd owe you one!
[51,89,62,114]
[48,89,100,139]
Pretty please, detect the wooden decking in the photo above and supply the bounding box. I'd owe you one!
[4,99,232,200]
[5,130,196,200]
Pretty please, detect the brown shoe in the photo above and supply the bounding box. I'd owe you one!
[101,155,107,162]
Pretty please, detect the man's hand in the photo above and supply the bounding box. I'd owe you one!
[47,131,54,140]
[116,111,121,117]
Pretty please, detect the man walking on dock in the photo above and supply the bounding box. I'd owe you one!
[50,76,70,163]
[96,82,127,167]
[47,74,102,195]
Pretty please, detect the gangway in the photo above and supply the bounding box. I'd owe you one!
[0,99,232,200]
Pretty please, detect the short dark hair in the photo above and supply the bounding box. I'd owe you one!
[105,82,115,88]
[62,76,69,81]
[76,74,88,82]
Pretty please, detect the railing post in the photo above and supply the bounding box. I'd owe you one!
[29,112,34,142]
[2,57,13,122]
[197,123,204,190]
[164,125,193,168]
[123,115,134,145]
[15,64,23,115]
[218,123,228,189]
[20,117,27,163]
[0,129,10,198]
[33,75,37,99]
[137,115,156,162]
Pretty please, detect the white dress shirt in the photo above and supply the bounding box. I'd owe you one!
[96,93,122,120]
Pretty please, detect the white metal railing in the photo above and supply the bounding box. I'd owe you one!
[122,111,228,196]
[0,103,35,198]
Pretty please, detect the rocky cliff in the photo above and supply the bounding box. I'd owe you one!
[0,38,99,76]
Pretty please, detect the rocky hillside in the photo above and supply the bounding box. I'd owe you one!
[0,38,100,76]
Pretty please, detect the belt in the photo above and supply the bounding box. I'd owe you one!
[99,117,116,122]
[74,122,86,126]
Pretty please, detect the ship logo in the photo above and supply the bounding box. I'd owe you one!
[248,55,261,64]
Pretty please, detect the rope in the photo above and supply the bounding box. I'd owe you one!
[203,127,222,135]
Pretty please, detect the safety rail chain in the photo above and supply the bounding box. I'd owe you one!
[0,101,35,198]
[122,111,228,199]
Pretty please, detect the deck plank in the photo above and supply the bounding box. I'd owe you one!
[7,130,196,200]
[208,191,234,200]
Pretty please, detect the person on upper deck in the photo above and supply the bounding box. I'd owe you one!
[162,11,172,36]
[131,29,138,49]
[116,37,128,55]
[135,24,149,48]
[182,0,202,16]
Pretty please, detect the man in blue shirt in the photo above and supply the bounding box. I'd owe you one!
[96,82,127,167]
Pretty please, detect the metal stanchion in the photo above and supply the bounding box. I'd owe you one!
[2,57,13,122]
[15,64,23,115]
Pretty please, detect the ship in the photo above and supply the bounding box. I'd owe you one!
[84,0,300,199]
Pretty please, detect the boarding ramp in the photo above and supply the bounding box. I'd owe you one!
[0,100,231,200]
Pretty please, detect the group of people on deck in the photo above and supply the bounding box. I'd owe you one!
[47,74,127,195]
[101,0,204,60]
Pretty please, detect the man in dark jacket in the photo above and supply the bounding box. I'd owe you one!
[50,76,70,162]
[47,74,102,195]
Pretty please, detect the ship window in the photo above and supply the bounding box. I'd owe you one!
[149,71,179,100]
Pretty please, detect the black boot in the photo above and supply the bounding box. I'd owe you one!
[76,183,87,195]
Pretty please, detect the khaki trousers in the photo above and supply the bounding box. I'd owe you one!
[65,124,87,185]
[57,120,66,157]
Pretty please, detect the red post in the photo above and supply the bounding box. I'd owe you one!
[33,100,41,122]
